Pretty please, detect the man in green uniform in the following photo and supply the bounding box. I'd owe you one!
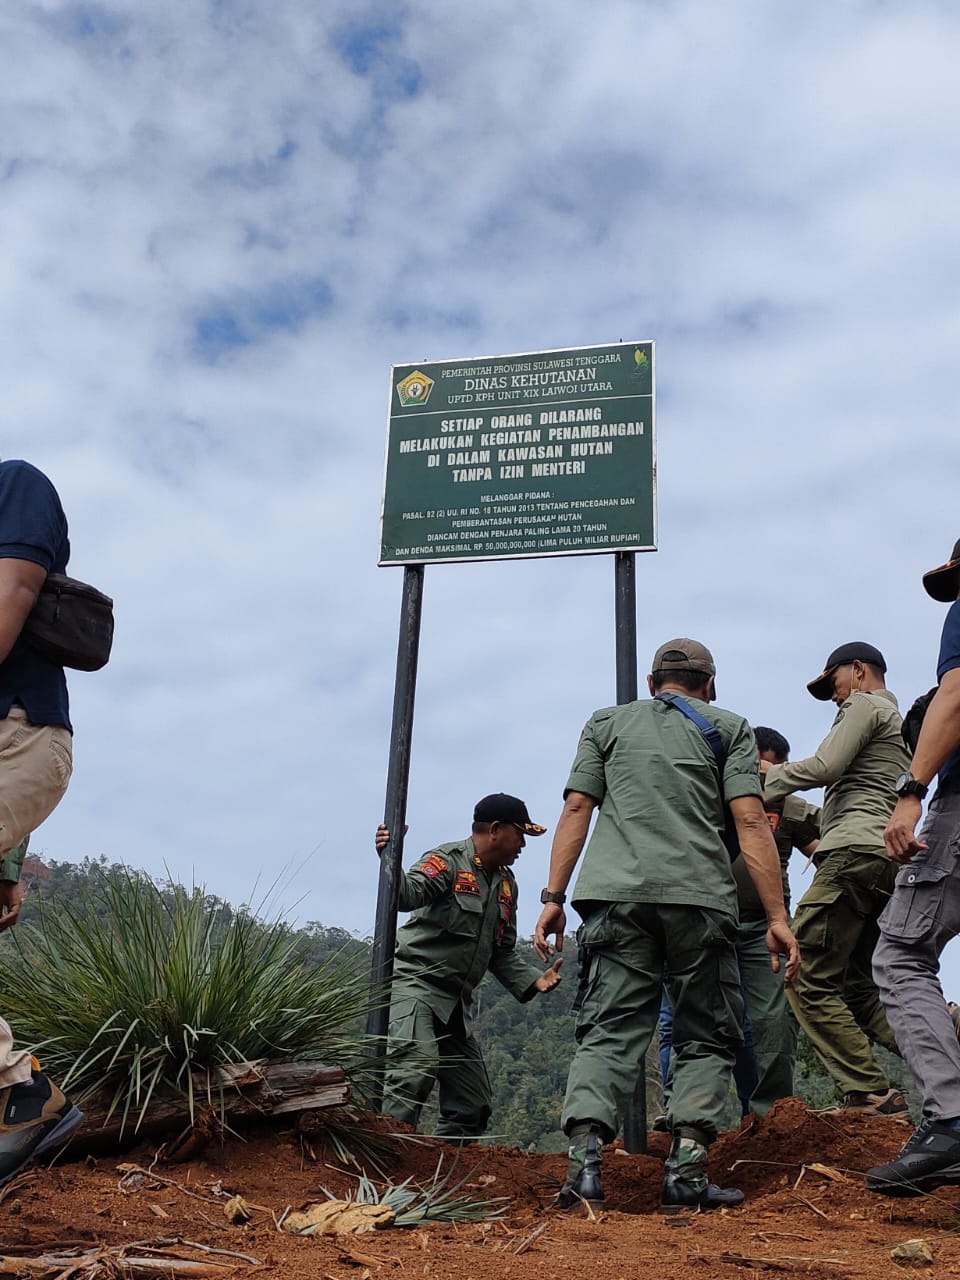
[534,640,800,1211]
[377,794,563,1141]
[731,726,820,1114]
[762,642,909,1115]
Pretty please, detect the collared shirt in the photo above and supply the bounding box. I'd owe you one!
[764,689,908,856]
[391,837,541,1020]
[563,696,761,916]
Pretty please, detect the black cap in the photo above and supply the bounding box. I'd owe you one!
[473,793,546,836]
[806,642,888,701]
[922,538,960,603]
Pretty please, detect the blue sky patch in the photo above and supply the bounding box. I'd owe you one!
[332,15,422,100]
[192,277,333,361]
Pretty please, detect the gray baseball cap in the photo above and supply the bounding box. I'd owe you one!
[651,639,716,676]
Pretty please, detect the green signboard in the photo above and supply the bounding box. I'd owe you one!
[379,341,656,565]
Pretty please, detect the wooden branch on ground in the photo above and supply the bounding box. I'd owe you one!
[0,1253,232,1278]
[70,1060,351,1151]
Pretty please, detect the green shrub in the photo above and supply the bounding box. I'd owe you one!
[0,867,382,1132]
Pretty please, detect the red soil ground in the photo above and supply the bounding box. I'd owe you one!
[5,1098,959,1279]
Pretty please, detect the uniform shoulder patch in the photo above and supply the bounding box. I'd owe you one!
[415,854,448,879]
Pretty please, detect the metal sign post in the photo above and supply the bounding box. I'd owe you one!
[365,564,424,1106]
[614,550,647,1154]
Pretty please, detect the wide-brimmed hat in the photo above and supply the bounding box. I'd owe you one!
[922,538,960,603]
[807,642,887,701]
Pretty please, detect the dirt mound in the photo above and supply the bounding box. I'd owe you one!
[5,1105,960,1280]
[709,1095,912,1196]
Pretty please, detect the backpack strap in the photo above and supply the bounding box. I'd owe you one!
[656,692,740,861]
[656,692,726,768]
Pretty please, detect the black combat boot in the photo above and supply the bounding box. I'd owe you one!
[662,1134,744,1210]
[555,1122,604,1209]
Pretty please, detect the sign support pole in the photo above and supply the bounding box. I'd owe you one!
[614,551,648,1154]
[365,564,425,1107]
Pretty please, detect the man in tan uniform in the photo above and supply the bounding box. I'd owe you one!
[762,642,909,1114]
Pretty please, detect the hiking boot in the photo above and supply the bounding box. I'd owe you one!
[831,1088,909,1118]
[866,1120,960,1196]
[661,1134,744,1210]
[652,1112,671,1133]
[0,1071,84,1186]
[555,1123,604,1209]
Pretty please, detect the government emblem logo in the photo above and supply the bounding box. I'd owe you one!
[395,370,434,407]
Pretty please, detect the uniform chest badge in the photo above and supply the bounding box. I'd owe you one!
[454,869,481,896]
[497,879,514,906]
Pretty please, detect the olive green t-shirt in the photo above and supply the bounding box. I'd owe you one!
[565,696,762,916]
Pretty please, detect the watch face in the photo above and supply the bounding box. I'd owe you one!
[895,772,911,792]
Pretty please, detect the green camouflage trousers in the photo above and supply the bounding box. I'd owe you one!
[383,995,492,1140]
[562,901,744,1145]
[785,847,900,1095]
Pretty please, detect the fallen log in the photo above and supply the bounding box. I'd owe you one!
[67,1059,351,1152]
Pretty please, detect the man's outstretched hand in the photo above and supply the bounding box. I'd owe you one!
[534,954,564,992]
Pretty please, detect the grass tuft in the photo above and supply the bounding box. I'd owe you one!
[0,867,383,1133]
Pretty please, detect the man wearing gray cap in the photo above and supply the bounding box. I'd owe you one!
[534,639,799,1211]
[762,642,909,1115]
[867,540,960,1195]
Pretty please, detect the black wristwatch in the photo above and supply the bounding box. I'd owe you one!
[540,888,566,906]
[895,771,929,801]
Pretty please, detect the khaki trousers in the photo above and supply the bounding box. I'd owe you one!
[785,847,899,1096]
[0,707,73,1088]
[0,708,72,859]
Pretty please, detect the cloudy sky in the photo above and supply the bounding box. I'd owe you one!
[4,1,960,978]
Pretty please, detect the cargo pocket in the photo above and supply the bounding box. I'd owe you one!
[881,864,949,942]
[792,885,844,952]
[444,892,483,935]
[571,906,623,1020]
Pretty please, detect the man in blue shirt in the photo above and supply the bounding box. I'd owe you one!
[0,459,82,1184]
[868,538,960,1194]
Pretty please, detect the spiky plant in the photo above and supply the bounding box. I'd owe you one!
[348,1162,508,1225]
[0,867,385,1132]
[304,1156,508,1228]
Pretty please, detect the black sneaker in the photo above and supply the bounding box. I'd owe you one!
[555,1124,604,1210]
[866,1120,960,1196]
[0,1071,84,1186]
